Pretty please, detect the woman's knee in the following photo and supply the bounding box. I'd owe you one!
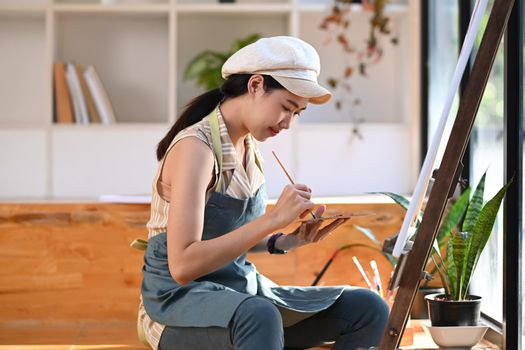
[231,297,284,349]
[326,288,389,349]
[337,287,390,328]
[233,296,283,328]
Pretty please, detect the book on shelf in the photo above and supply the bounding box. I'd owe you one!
[65,62,90,125]
[53,62,75,124]
[84,65,118,125]
[53,61,117,125]
[75,64,102,124]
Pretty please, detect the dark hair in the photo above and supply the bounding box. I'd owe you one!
[156,74,285,161]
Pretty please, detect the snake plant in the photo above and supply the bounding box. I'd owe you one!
[373,170,512,296]
[434,173,513,300]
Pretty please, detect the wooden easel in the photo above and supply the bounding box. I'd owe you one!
[379,0,516,349]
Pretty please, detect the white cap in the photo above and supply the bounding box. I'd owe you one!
[221,36,331,104]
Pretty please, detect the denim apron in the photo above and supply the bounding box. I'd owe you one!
[141,109,345,330]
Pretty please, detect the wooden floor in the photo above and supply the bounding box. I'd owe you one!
[0,322,332,349]
[0,320,498,350]
[0,321,146,350]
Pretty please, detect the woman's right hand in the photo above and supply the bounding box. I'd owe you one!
[269,184,315,229]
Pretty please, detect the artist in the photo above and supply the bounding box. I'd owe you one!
[137,36,389,350]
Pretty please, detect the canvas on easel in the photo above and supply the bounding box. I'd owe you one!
[378,0,516,349]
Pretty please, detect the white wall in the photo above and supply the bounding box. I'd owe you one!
[258,123,413,199]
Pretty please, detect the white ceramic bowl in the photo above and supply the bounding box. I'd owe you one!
[422,321,489,349]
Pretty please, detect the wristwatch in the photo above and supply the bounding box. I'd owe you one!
[267,232,287,254]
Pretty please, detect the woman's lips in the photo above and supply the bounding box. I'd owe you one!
[269,127,280,136]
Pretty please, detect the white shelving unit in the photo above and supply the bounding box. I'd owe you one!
[0,0,419,200]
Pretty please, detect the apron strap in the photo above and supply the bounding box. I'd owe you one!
[131,107,224,252]
[251,135,264,175]
[209,107,224,192]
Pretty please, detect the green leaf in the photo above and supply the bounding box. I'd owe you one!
[461,178,513,299]
[183,34,260,90]
[185,52,225,84]
[383,253,398,267]
[451,231,469,300]
[376,191,410,210]
[353,224,381,245]
[130,238,148,251]
[198,68,224,90]
[462,173,486,233]
[183,51,213,80]
[374,192,424,226]
[421,237,442,285]
[230,33,261,53]
[431,253,451,296]
[209,69,225,90]
[436,188,471,249]
[445,239,457,298]
[351,222,403,269]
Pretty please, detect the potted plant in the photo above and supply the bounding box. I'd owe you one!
[328,170,512,324]
[183,34,261,90]
[369,177,490,319]
[371,190,465,319]
[424,172,513,326]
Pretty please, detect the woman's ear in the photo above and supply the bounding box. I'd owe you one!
[247,74,265,96]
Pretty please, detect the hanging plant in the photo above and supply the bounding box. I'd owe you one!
[319,0,399,139]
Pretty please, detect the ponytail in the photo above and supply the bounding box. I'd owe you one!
[156,74,284,161]
[156,88,222,160]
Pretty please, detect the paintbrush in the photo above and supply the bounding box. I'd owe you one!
[352,256,374,291]
[370,259,384,298]
[272,150,317,220]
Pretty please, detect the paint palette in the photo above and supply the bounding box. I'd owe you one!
[298,212,374,223]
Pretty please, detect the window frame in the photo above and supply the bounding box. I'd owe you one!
[502,1,523,349]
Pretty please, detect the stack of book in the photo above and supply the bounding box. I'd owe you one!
[53,62,117,124]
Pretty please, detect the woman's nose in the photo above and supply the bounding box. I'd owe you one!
[279,114,293,129]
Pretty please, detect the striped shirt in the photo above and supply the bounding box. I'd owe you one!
[138,107,265,349]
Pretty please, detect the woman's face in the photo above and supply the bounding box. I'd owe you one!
[246,76,309,142]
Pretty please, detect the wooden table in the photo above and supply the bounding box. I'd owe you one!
[1,201,496,349]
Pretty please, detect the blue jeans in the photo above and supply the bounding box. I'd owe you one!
[158,287,389,350]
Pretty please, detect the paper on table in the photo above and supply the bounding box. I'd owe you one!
[98,194,151,204]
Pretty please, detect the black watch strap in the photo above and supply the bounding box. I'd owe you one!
[267,232,287,254]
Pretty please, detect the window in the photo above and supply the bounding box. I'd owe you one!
[425,1,524,347]
[427,0,506,324]
[518,1,525,346]
[468,0,505,323]
[427,0,459,164]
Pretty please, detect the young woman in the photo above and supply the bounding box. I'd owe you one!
[138,36,389,350]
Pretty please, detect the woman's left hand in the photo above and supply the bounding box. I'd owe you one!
[275,205,349,251]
